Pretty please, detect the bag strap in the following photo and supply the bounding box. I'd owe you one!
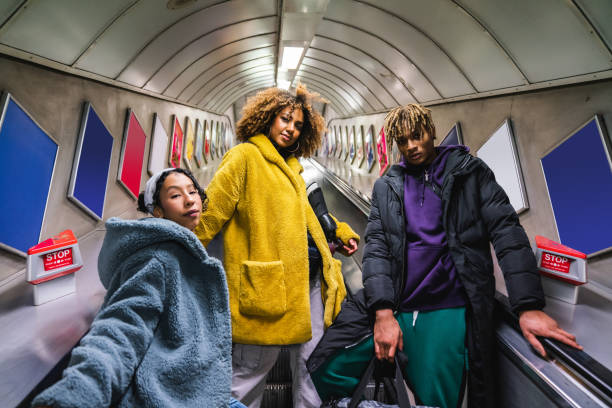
[394,354,411,407]
[348,353,412,408]
[348,357,377,408]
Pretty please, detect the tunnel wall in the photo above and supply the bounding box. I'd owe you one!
[0,55,232,284]
[326,79,612,292]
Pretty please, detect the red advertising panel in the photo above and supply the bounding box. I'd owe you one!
[118,109,147,198]
[377,126,389,176]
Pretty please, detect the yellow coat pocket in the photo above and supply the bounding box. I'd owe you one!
[239,260,287,317]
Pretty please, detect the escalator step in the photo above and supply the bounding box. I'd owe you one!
[266,346,292,383]
[262,383,292,408]
[262,347,292,408]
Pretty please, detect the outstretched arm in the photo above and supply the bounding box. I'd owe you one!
[477,162,581,355]
[32,256,166,408]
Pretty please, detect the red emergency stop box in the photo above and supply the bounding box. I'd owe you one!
[535,236,586,304]
[27,230,83,305]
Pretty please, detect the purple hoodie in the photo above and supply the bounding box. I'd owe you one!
[399,145,468,312]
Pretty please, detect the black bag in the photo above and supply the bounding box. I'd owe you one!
[321,353,437,408]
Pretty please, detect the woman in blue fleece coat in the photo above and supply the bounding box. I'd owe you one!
[32,168,243,408]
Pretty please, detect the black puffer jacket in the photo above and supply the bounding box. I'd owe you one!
[309,149,545,407]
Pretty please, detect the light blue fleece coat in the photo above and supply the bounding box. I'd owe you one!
[32,217,232,407]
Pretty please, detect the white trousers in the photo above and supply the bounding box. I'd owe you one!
[231,279,324,408]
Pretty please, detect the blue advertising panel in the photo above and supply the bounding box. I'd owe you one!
[0,93,58,256]
[541,115,612,255]
[440,122,463,146]
[68,103,114,221]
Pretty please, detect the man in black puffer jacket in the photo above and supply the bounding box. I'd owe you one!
[308,104,581,408]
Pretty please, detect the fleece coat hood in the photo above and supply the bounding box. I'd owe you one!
[32,217,232,408]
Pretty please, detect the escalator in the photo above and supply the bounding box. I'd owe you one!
[13,159,611,408]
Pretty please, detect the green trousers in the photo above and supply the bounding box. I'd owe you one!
[311,307,467,408]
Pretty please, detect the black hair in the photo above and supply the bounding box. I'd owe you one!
[137,168,207,214]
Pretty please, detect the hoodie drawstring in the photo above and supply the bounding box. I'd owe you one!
[420,169,430,207]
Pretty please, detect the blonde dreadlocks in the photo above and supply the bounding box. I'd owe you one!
[384,104,436,149]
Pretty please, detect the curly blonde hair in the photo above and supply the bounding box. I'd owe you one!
[236,83,326,157]
[384,104,436,149]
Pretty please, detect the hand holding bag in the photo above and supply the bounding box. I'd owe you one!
[322,353,437,408]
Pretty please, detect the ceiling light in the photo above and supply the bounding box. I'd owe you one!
[277,79,291,90]
[281,46,304,70]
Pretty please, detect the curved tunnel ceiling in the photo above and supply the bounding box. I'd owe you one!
[0,0,610,117]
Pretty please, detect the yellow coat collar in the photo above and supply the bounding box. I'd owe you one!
[248,134,303,175]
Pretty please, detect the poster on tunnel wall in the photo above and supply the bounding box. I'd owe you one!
[365,124,375,172]
[204,119,211,159]
[440,122,463,146]
[183,117,195,170]
[170,115,183,168]
[148,113,169,176]
[67,102,113,223]
[117,109,147,199]
[541,115,612,256]
[377,126,389,176]
[0,92,59,256]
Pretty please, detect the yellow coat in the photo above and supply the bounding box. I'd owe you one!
[195,134,358,345]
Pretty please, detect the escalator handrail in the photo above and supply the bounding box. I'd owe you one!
[306,159,371,216]
[494,292,612,400]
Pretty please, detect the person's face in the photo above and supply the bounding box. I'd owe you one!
[268,106,304,149]
[153,172,202,231]
[395,127,436,166]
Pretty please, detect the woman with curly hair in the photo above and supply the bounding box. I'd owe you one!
[195,84,359,407]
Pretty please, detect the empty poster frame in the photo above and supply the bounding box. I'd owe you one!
[356,124,365,168]
[331,126,338,156]
[477,119,529,214]
[541,115,612,256]
[117,108,147,199]
[148,113,169,176]
[440,122,463,146]
[337,126,344,159]
[327,127,334,157]
[216,121,222,156]
[195,118,205,167]
[183,117,195,170]
[68,102,114,222]
[169,115,183,168]
[343,126,350,161]
[219,122,225,156]
[0,92,59,256]
[209,120,216,160]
